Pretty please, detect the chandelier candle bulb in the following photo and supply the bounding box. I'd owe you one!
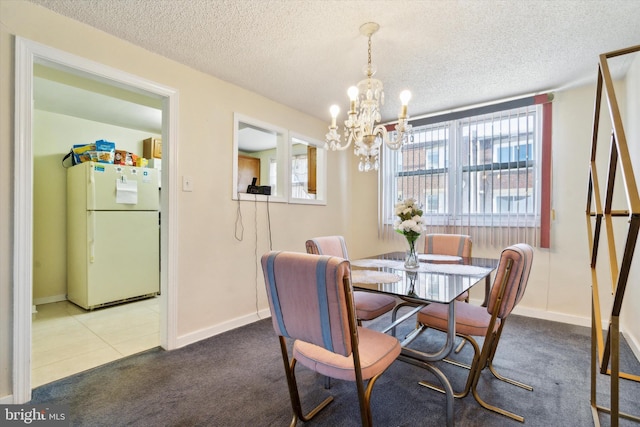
[348,86,358,113]
[399,90,411,118]
[330,105,339,127]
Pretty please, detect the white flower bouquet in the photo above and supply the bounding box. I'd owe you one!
[393,198,424,268]
[393,198,425,239]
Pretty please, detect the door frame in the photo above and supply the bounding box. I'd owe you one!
[13,36,179,403]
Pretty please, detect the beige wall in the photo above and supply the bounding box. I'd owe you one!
[1,0,638,401]
[1,1,344,399]
[33,109,161,302]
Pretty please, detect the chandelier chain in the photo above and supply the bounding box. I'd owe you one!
[367,35,372,77]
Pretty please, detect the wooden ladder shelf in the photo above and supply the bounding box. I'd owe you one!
[586,44,640,427]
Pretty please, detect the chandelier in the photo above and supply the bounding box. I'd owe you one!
[325,22,412,172]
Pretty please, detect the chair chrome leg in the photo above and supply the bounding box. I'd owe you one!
[279,337,334,424]
[361,373,384,427]
[484,322,533,391]
[468,332,525,423]
[454,338,467,353]
[324,376,332,389]
[417,333,481,399]
[418,379,469,399]
[299,396,334,422]
[443,357,471,370]
[390,302,416,336]
[472,386,525,423]
[488,362,533,391]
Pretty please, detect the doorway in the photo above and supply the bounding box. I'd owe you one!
[13,37,178,403]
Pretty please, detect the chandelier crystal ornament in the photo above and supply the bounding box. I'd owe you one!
[325,22,412,172]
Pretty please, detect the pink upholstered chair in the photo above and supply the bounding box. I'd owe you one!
[306,236,397,325]
[423,233,473,258]
[412,243,534,422]
[261,251,401,427]
[391,234,473,338]
[424,234,473,302]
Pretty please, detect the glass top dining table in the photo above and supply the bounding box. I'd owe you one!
[349,251,500,427]
[350,251,499,305]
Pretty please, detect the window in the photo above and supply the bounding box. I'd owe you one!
[425,194,440,213]
[381,101,547,247]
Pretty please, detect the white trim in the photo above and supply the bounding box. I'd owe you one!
[32,295,67,306]
[13,37,179,403]
[510,304,592,327]
[288,131,327,205]
[0,395,14,405]
[175,309,271,349]
[469,297,593,327]
[470,297,618,332]
[161,89,179,351]
[232,113,289,203]
[471,298,640,360]
[13,35,35,407]
[622,331,640,364]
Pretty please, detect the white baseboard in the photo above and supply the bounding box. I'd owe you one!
[471,298,640,361]
[622,331,640,363]
[511,305,592,327]
[175,302,640,364]
[175,308,271,349]
[468,298,593,327]
[0,394,14,404]
[33,294,67,306]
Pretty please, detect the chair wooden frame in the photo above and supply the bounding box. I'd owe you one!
[408,244,534,423]
[263,252,399,427]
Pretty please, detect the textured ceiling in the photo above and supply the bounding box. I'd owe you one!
[27,0,640,124]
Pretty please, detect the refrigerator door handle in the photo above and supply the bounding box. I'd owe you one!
[88,163,96,210]
[89,211,95,263]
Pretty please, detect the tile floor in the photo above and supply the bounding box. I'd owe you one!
[31,297,160,388]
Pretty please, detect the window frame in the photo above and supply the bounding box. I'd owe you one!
[288,132,327,205]
[232,113,289,203]
[381,102,544,231]
[231,115,327,206]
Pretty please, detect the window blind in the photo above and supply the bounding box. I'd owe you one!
[379,95,552,248]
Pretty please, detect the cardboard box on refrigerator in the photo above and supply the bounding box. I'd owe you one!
[148,158,161,170]
[147,158,161,187]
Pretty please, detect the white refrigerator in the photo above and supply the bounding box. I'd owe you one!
[67,162,160,310]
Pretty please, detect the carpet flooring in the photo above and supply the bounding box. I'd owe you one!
[30,312,640,426]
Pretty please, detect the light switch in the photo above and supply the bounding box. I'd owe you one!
[182,176,193,192]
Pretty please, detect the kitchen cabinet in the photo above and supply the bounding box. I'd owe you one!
[143,137,162,159]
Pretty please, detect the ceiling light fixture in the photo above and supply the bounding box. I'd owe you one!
[325,22,412,172]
